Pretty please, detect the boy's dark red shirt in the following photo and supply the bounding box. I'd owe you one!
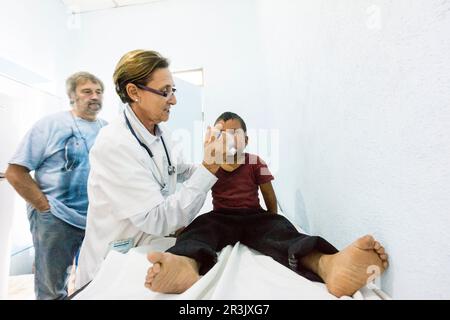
[212,153,274,211]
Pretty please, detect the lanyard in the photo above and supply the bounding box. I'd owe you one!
[70,111,103,152]
[124,111,175,189]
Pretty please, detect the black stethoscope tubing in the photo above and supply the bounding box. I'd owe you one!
[124,111,175,187]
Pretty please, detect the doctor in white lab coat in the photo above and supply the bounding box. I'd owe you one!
[75,49,223,290]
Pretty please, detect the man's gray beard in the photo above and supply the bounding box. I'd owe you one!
[87,103,102,114]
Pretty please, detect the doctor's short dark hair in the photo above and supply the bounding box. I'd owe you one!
[113,49,169,103]
[214,112,247,133]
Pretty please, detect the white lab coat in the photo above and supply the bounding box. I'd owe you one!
[75,105,217,289]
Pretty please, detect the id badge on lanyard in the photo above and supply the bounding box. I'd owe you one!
[109,238,134,254]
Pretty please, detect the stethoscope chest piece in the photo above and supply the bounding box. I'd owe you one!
[168,165,176,175]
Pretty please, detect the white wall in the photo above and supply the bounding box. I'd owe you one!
[0,0,75,95]
[256,0,450,299]
[0,0,71,298]
[39,0,450,299]
[2,0,449,299]
[64,0,267,124]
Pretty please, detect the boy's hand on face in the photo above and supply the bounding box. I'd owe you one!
[203,122,226,174]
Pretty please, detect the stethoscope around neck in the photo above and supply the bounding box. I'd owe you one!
[124,111,175,189]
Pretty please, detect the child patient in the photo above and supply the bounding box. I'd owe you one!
[145,112,388,298]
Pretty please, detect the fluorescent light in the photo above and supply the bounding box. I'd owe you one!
[114,0,162,5]
[62,0,164,13]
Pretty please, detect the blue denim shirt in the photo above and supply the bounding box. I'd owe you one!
[9,111,107,229]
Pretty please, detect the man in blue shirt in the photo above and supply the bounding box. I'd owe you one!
[5,72,107,299]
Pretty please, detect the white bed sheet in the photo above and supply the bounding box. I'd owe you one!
[74,192,388,300]
[73,237,385,300]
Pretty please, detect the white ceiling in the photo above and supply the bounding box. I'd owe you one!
[61,0,163,14]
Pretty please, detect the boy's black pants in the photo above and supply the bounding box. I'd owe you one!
[166,208,338,282]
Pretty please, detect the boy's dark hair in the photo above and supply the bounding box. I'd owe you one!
[214,112,247,133]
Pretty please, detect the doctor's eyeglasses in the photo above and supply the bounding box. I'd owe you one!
[135,83,177,98]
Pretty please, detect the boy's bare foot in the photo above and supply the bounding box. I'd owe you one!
[318,235,388,298]
[145,252,200,294]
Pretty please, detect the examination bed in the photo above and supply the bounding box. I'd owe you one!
[72,194,390,300]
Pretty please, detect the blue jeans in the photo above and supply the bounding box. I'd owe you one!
[28,210,84,300]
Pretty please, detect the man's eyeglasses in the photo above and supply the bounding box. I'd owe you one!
[135,83,177,98]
